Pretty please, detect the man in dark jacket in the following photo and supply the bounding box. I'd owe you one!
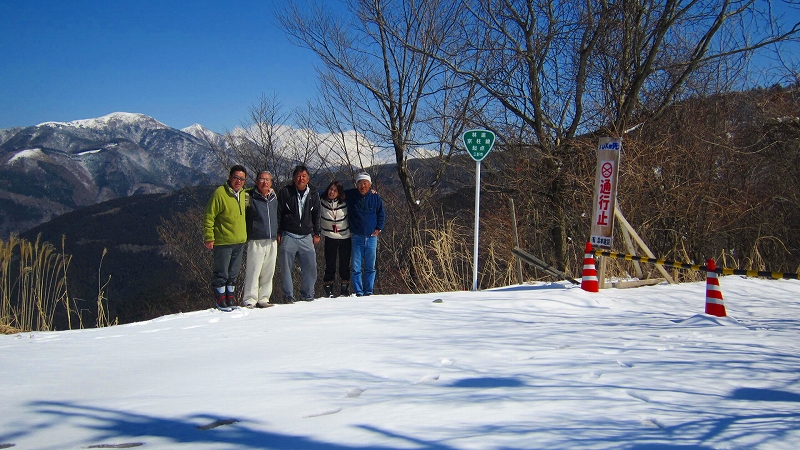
[345,172,385,296]
[277,165,321,302]
[243,171,279,308]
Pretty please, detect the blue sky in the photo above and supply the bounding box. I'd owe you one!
[0,1,334,133]
[2,1,797,134]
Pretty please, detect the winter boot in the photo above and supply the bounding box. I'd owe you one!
[340,283,349,297]
[214,287,230,311]
[226,285,237,307]
[324,284,335,298]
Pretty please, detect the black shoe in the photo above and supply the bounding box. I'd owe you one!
[215,296,231,311]
[226,286,237,308]
[226,295,238,308]
[282,296,295,304]
[324,284,335,298]
[340,283,349,297]
[214,288,230,310]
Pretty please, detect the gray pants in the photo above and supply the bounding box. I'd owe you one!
[211,243,244,288]
[278,233,317,300]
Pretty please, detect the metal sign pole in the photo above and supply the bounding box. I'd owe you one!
[472,160,481,291]
[462,129,496,292]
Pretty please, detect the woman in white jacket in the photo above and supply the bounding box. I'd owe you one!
[320,181,351,297]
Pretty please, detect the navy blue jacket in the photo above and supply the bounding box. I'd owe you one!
[345,188,385,236]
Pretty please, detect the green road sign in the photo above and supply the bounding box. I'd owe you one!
[462,129,496,162]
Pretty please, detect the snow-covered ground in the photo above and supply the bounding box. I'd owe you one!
[2,276,799,449]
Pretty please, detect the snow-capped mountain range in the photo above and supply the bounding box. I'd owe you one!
[0,112,227,237]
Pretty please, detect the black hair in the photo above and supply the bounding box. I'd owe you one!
[292,165,309,177]
[230,165,247,177]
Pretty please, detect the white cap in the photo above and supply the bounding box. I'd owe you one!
[355,173,372,184]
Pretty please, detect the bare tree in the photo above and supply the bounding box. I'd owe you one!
[309,73,386,182]
[200,91,347,188]
[203,93,297,182]
[420,0,800,268]
[278,0,475,232]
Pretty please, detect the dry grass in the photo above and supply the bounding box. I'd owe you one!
[0,323,21,335]
[0,233,114,331]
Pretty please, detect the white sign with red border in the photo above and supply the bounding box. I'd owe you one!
[590,137,621,249]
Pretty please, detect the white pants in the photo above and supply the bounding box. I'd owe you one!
[243,239,278,306]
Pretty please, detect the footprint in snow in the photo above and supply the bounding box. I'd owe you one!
[626,390,650,402]
[140,328,171,334]
[581,370,603,380]
[346,388,365,398]
[302,408,342,418]
[616,360,633,368]
[416,374,440,384]
[601,349,623,355]
[197,419,239,430]
[229,308,248,318]
[87,443,144,448]
[641,417,666,428]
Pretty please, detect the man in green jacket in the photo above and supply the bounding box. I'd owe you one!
[204,165,248,311]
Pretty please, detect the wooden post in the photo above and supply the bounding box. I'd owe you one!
[598,256,607,289]
[614,207,675,284]
[618,209,644,279]
[509,198,524,284]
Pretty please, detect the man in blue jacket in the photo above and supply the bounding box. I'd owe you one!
[345,172,385,296]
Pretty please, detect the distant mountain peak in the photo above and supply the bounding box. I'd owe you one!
[38,112,169,131]
[182,123,216,137]
[182,123,225,147]
[1,112,221,238]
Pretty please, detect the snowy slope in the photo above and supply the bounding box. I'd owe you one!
[1,276,799,449]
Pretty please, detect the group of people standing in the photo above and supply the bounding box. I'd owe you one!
[203,165,385,310]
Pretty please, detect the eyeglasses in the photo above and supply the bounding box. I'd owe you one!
[257,179,271,183]
[231,175,246,182]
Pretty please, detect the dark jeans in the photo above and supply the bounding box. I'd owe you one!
[211,243,244,288]
[324,236,351,283]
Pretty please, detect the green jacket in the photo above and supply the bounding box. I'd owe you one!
[203,183,248,245]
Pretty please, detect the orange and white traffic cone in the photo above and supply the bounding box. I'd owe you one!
[705,258,726,317]
[581,242,599,292]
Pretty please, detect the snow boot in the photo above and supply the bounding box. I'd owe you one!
[226,285,238,308]
[340,283,349,297]
[214,287,230,311]
[324,284,335,298]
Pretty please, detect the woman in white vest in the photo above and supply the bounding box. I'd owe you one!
[320,180,351,297]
